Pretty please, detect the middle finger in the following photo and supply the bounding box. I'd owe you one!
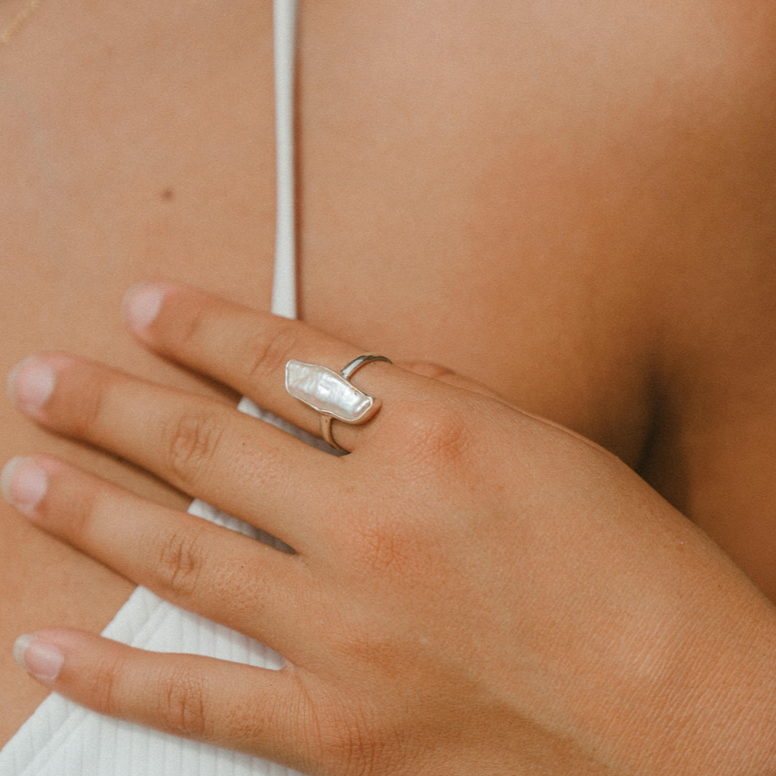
[8,353,335,551]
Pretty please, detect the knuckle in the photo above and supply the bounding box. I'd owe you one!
[240,325,300,384]
[157,666,210,738]
[162,410,224,485]
[89,654,212,744]
[155,526,208,598]
[174,304,209,353]
[395,400,473,472]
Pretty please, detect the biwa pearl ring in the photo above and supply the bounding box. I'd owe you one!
[285,355,392,450]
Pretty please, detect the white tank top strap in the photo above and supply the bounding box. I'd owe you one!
[271,0,299,322]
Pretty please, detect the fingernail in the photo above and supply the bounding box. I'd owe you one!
[13,634,63,682]
[123,283,166,332]
[1,456,48,514]
[7,357,56,412]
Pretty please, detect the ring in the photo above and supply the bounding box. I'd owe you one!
[285,355,392,450]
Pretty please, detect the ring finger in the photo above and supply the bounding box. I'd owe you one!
[1,455,314,656]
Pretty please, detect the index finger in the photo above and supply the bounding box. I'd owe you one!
[123,283,406,452]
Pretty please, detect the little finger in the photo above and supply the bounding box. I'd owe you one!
[13,628,323,774]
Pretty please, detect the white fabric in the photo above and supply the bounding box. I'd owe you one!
[272,0,299,321]
[0,2,309,773]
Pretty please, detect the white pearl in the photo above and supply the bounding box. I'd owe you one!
[285,360,376,423]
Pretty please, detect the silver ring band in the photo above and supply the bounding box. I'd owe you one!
[285,354,392,451]
[341,354,393,381]
[325,355,392,449]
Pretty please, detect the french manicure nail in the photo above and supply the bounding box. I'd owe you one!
[1,456,48,513]
[7,357,55,412]
[13,634,63,682]
[123,283,166,332]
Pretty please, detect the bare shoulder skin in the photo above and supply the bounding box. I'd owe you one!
[1,0,775,748]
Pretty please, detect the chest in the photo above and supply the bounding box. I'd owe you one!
[2,1,689,476]
[5,0,775,745]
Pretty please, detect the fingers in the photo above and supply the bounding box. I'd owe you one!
[1,456,312,654]
[7,352,332,549]
[122,283,406,452]
[13,628,319,772]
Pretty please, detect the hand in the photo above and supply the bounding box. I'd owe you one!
[4,283,776,776]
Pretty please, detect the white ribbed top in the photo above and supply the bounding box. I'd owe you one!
[0,3,308,773]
